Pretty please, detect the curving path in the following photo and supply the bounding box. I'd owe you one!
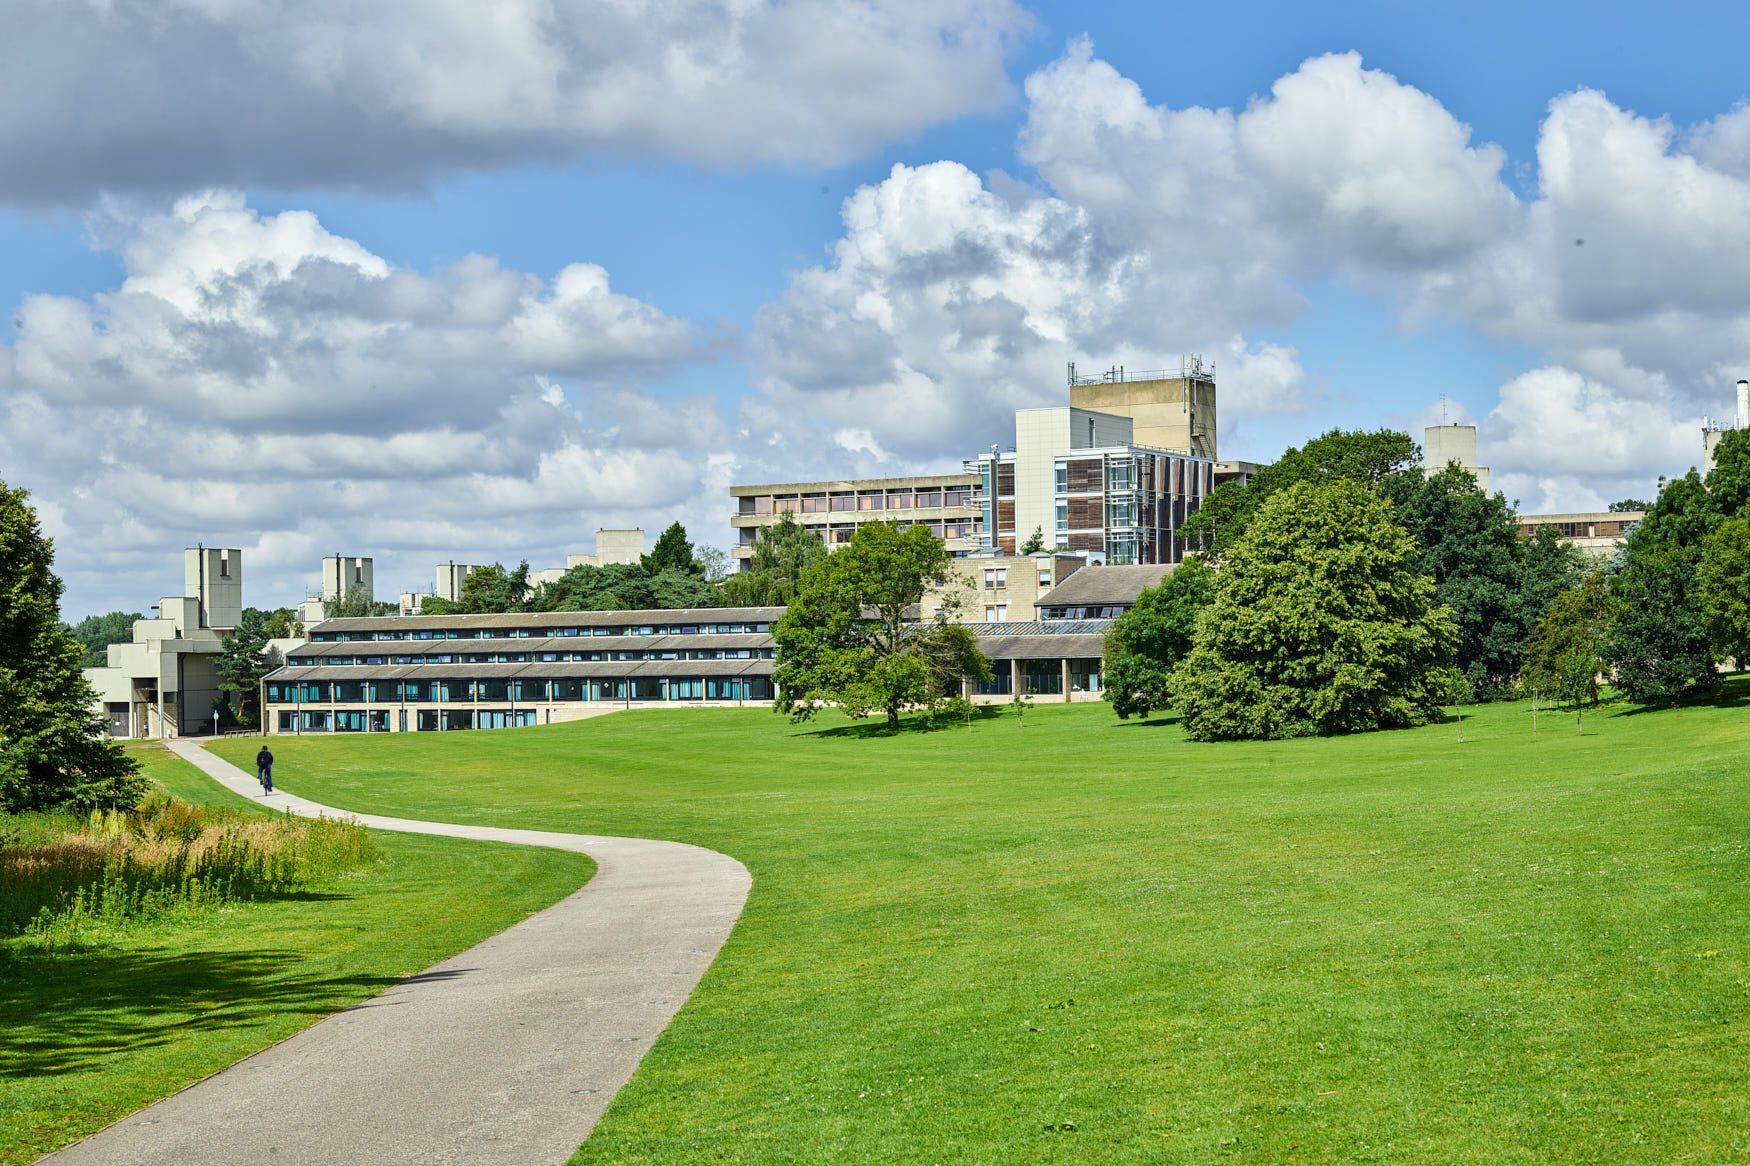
[43,737,751,1166]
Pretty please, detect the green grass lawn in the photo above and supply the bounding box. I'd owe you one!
[0,745,593,1165]
[215,684,1750,1165]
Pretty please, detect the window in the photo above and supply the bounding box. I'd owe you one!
[996,604,1008,622]
[985,605,997,621]
[983,568,995,588]
[1056,503,1068,530]
[1039,570,1052,587]
[887,491,912,509]
[1087,417,1096,446]
[417,710,439,731]
[944,487,971,507]
[752,494,773,515]
[858,492,884,510]
[916,490,942,509]
[441,710,475,731]
[995,568,1007,587]
[830,493,855,511]
[1055,466,1068,493]
[801,494,829,513]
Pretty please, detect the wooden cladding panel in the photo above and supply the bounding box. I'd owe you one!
[1067,498,1103,529]
[996,501,1017,530]
[1065,459,1103,493]
[1067,533,1103,552]
[996,465,1016,495]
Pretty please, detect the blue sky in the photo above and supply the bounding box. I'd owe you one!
[3,0,1748,616]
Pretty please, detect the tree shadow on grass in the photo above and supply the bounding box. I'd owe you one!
[796,707,1008,739]
[1611,679,1750,717]
[0,945,409,1078]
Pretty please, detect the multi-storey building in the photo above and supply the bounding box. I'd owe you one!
[262,608,783,734]
[85,547,243,738]
[730,474,982,568]
[1516,511,1644,556]
[919,553,1085,623]
[969,407,1215,564]
[1067,359,1218,460]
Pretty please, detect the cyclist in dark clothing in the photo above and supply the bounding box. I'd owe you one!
[256,746,274,793]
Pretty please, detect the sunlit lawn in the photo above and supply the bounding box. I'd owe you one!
[0,745,592,1164]
[213,681,1750,1165]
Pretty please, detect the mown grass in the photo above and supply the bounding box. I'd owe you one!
[215,682,1750,1165]
[0,745,593,1165]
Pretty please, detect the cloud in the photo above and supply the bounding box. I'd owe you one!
[0,193,732,614]
[0,0,1030,206]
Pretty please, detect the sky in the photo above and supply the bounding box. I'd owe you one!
[5,0,1750,619]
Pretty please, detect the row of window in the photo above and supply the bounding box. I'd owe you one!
[286,648,774,667]
[742,487,975,515]
[279,709,542,733]
[981,568,1055,589]
[268,677,777,704]
[972,662,1104,696]
[740,519,980,545]
[311,622,771,643]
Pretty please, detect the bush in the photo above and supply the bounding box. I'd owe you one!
[0,793,375,936]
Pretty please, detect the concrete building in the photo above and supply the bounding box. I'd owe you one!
[1035,564,1174,620]
[969,406,1215,564]
[263,608,783,733]
[299,554,374,624]
[1424,424,1490,493]
[730,474,982,567]
[1517,511,1643,556]
[1702,379,1749,474]
[529,529,648,586]
[963,620,1111,702]
[84,547,242,738]
[920,554,1085,624]
[1067,358,1218,460]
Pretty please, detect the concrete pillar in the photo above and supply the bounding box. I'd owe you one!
[1009,658,1020,698]
[1061,657,1072,702]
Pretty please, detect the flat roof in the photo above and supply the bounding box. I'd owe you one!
[731,473,977,495]
[311,607,784,633]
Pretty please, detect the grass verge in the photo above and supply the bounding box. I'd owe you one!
[0,744,593,1164]
[213,681,1750,1165]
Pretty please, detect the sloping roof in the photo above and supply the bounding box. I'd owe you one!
[311,607,784,634]
[1033,564,1173,610]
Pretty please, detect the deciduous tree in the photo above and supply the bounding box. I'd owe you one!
[774,522,989,730]
[1698,514,1750,667]
[1103,555,1216,719]
[718,514,827,607]
[1170,479,1456,740]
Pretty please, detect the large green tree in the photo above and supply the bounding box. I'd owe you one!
[533,561,719,612]
[1522,572,1610,707]
[1170,478,1457,740]
[64,610,143,667]
[774,522,989,730]
[718,514,828,607]
[1397,465,1585,698]
[1102,555,1217,719]
[1180,428,1422,555]
[643,521,701,576]
[1602,468,1726,703]
[0,481,146,812]
[1698,514,1750,667]
[323,585,398,619]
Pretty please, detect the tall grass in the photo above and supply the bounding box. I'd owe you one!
[0,794,375,938]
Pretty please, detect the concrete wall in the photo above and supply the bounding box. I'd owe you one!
[1013,408,1133,548]
[322,556,374,601]
[1424,425,1490,494]
[435,562,480,601]
[183,547,242,631]
[1069,376,1217,459]
[920,554,1083,622]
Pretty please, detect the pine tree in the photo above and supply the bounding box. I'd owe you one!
[0,480,146,812]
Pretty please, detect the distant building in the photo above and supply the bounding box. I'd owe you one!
[1424,424,1490,493]
[263,608,782,733]
[299,554,374,625]
[1702,379,1749,474]
[920,553,1085,623]
[1517,511,1643,556]
[1035,564,1174,620]
[84,547,242,738]
[1067,357,1218,460]
[529,529,647,587]
[730,475,982,568]
[969,406,1214,564]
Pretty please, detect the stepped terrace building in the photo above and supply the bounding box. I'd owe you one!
[262,608,782,734]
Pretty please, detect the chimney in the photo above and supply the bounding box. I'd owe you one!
[1738,379,1749,429]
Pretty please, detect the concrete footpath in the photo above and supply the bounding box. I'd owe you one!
[44,738,751,1166]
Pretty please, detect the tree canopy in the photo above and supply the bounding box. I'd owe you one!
[719,514,828,607]
[643,521,701,576]
[774,522,989,730]
[1698,513,1750,666]
[1102,555,1216,719]
[1170,478,1456,740]
[215,606,302,726]
[0,480,146,812]
[534,561,718,612]
[1180,428,1422,555]
[63,611,143,668]
[1522,572,1610,708]
[323,584,398,619]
